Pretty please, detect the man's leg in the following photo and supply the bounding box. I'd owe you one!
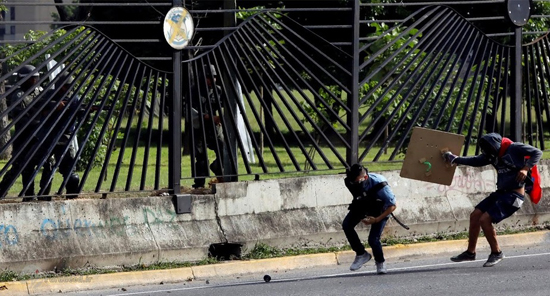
[39,155,55,198]
[467,208,483,253]
[0,164,20,199]
[368,217,389,263]
[480,192,521,267]
[193,137,208,188]
[479,212,499,253]
[450,209,485,262]
[343,210,372,271]
[20,165,35,198]
[342,210,367,255]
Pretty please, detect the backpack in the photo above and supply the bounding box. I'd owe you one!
[499,138,542,204]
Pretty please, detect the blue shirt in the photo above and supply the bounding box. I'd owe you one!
[363,173,396,210]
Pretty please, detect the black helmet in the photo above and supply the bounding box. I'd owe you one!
[17,65,39,78]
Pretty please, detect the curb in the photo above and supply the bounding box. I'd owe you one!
[1,230,549,295]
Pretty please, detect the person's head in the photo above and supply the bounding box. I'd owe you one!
[205,64,217,87]
[17,65,40,90]
[479,133,502,164]
[346,163,369,184]
[55,72,75,96]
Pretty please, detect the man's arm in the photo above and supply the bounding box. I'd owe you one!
[363,204,396,225]
[515,143,543,183]
[518,143,543,168]
[443,152,490,167]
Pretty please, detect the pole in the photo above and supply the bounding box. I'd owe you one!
[169,0,184,194]
[511,26,522,142]
[222,0,238,182]
[347,0,360,165]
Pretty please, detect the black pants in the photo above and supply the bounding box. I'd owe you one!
[0,138,38,198]
[39,143,79,198]
[342,209,389,263]
[192,125,224,188]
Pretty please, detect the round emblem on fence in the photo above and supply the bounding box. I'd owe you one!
[506,0,531,27]
[163,7,194,49]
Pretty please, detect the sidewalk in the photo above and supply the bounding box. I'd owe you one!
[2,231,549,295]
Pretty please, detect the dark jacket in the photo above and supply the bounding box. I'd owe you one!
[454,133,542,191]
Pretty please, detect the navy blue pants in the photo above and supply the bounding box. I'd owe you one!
[342,210,388,263]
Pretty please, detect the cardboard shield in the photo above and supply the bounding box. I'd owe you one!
[400,127,465,185]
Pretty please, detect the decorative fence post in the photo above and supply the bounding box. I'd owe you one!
[506,0,531,141]
[168,0,184,195]
[165,0,194,213]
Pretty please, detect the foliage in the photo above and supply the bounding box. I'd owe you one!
[0,28,89,70]
[299,19,503,151]
[524,1,550,43]
[74,72,168,171]
[0,28,166,171]
[244,242,284,259]
[236,6,285,75]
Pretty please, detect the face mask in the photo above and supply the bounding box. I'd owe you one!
[483,152,497,165]
[353,173,368,185]
[479,137,499,165]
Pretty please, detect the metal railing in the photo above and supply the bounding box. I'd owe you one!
[0,0,548,199]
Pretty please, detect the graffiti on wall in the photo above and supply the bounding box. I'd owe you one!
[0,205,179,246]
[423,169,496,194]
[39,216,132,240]
[0,224,18,247]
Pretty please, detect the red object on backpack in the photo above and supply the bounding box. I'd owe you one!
[499,137,542,204]
[529,165,542,204]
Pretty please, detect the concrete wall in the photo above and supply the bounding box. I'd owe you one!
[1,160,549,273]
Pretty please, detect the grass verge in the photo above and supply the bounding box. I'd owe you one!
[1,224,548,282]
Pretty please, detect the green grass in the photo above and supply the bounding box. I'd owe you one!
[2,88,550,198]
[2,137,550,199]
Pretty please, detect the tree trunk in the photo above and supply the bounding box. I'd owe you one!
[54,0,93,22]
[54,0,71,21]
[0,61,12,159]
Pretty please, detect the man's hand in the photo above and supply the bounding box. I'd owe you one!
[56,100,67,111]
[203,114,222,126]
[516,166,529,183]
[362,216,377,225]
[213,116,221,126]
[442,151,457,164]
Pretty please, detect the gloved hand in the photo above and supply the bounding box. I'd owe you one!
[442,151,457,164]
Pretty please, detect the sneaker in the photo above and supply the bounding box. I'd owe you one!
[376,261,387,274]
[450,251,476,262]
[483,251,504,267]
[350,252,372,271]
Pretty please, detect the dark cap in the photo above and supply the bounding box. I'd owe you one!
[346,163,368,179]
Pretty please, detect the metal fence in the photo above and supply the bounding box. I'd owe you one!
[0,0,549,200]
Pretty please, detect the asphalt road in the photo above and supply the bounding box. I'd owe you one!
[50,244,550,296]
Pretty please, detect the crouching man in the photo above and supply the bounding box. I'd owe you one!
[343,164,397,274]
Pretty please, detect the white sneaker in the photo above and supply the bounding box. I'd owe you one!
[376,261,387,274]
[350,252,372,271]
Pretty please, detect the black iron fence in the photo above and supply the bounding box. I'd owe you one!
[0,0,549,200]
